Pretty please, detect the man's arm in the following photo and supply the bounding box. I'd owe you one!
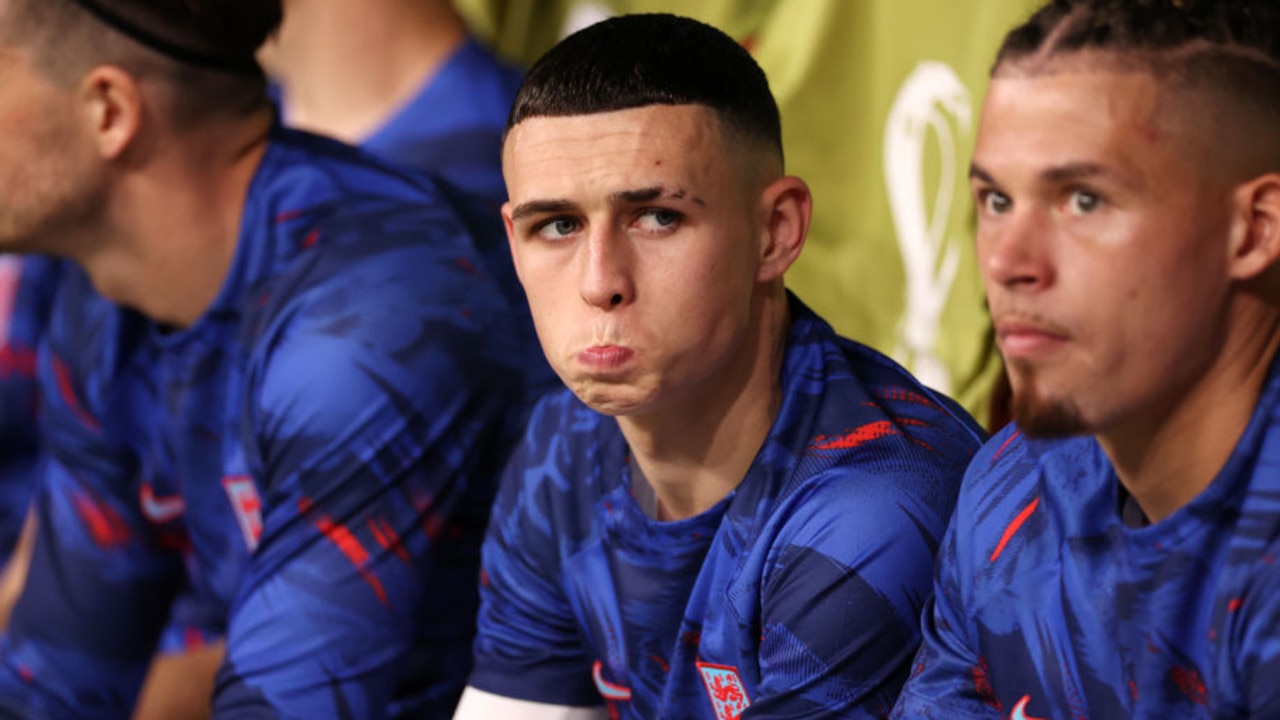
[464,393,605,710]
[742,471,955,718]
[890,505,999,720]
[0,284,183,720]
[210,241,528,717]
[0,450,183,719]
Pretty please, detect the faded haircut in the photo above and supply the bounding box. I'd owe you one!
[0,0,281,120]
[506,13,784,168]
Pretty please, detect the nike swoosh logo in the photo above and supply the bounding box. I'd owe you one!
[592,660,632,701]
[1011,695,1047,720]
[139,483,186,524]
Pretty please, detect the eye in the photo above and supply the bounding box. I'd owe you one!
[633,208,682,234]
[976,188,1012,216]
[534,217,580,241]
[1067,189,1102,215]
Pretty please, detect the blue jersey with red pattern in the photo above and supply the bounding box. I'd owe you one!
[0,255,62,564]
[892,360,1280,720]
[0,125,543,719]
[470,296,985,719]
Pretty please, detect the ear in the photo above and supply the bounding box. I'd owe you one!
[1229,174,1280,281]
[755,175,812,283]
[501,201,527,287]
[78,65,142,160]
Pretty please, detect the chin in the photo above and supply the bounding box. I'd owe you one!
[569,377,656,418]
[1009,380,1090,439]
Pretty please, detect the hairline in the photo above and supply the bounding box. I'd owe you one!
[504,101,784,178]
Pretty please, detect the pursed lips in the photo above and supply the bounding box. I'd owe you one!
[577,344,635,370]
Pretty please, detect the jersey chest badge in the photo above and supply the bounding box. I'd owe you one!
[696,662,750,720]
[222,475,263,551]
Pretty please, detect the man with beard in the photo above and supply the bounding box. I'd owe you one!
[893,1,1280,718]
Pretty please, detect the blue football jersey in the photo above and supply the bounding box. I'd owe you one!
[470,296,985,719]
[0,255,62,564]
[892,361,1280,719]
[0,125,544,719]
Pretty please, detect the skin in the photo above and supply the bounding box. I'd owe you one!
[259,0,468,143]
[0,0,272,327]
[971,60,1280,521]
[0,37,106,255]
[502,104,810,520]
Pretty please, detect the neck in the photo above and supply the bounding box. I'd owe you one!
[72,109,274,329]
[619,287,791,521]
[1100,299,1280,522]
[266,0,468,143]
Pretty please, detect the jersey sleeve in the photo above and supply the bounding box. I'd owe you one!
[0,287,183,720]
[890,467,1001,720]
[211,241,524,718]
[738,468,949,719]
[466,396,602,707]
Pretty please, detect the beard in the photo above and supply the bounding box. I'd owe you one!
[1008,366,1088,439]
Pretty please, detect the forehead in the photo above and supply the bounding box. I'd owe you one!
[975,69,1183,183]
[502,105,730,202]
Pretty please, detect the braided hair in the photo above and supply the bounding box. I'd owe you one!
[993,0,1280,138]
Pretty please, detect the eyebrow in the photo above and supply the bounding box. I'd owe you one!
[510,186,708,222]
[509,199,578,222]
[969,161,1114,186]
[613,185,707,207]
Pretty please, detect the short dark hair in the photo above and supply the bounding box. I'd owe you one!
[2,0,280,80]
[506,13,783,165]
[994,0,1280,123]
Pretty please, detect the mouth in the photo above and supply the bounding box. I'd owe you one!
[995,317,1070,360]
[577,344,635,370]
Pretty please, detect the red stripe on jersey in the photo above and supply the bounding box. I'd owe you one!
[992,430,1022,463]
[72,491,130,549]
[368,517,411,563]
[990,496,1040,563]
[0,346,37,379]
[809,421,898,450]
[297,498,388,607]
[53,356,101,432]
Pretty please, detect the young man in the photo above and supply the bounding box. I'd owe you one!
[454,14,986,720]
[892,2,1280,718]
[0,0,541,717]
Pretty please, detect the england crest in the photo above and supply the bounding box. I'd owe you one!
[696,661,750,720]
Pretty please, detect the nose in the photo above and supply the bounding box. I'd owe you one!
[580,228,635,310]
[979,208,1054,292]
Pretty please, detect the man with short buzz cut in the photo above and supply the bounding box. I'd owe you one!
[0,0,542,717]
[453,14,986,720]
[892,1,1280,718]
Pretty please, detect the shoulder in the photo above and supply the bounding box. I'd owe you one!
[243,138,519,374]
[771,466,955,562]
[786,297,986,459]
[947,425,1108,578]
[252,127,465,247]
